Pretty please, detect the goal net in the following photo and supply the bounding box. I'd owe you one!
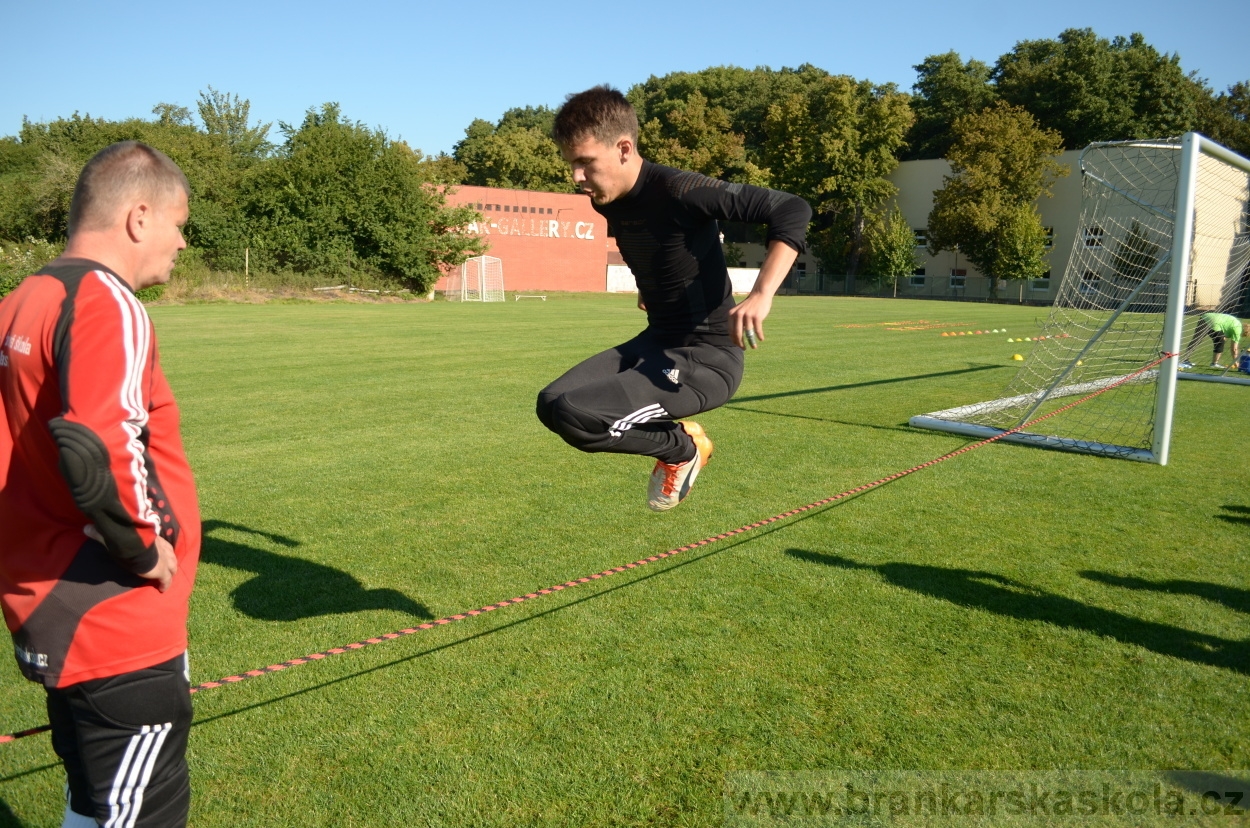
[445,256,504,302]
[911,133,1250,465]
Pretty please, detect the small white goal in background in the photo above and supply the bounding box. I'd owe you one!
[446,256,504,302]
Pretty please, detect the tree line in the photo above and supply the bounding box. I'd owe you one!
[452,28,1247,285]
[0,89,479,295]
[2,28,1246,296]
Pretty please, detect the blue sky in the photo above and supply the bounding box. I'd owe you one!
[4,0,1247,157]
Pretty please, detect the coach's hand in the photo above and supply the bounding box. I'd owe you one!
[730,292,772,349]
[637,292,646,311]
[139,537,178,593]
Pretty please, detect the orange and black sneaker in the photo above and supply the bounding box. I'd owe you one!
[647,421,713,511]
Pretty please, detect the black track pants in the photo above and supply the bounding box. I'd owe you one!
[537,330,744,464]
[46,653,193,827]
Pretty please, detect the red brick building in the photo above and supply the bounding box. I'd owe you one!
[436,185,622,293]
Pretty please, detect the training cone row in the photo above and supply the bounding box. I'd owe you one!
[941,328,1006,336]
[1006,334,1072,342]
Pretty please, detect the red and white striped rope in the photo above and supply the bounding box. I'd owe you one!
[0,353,1173,744]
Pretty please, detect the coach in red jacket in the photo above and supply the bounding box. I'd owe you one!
[0,141,200,827]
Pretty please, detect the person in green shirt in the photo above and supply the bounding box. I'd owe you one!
[1186,312,1244,368]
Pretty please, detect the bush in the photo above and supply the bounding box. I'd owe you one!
[0,237,63,298]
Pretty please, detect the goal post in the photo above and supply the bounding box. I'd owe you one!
[445,256,504,302]
[910,132,1250,465]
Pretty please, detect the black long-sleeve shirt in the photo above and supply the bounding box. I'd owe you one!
[594,161,811,345]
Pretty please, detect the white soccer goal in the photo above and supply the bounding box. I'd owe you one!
[445,256,504,302]
[911,132,1250,465]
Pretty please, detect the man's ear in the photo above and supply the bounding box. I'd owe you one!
[124,202,151,243]
[616,136,635,164]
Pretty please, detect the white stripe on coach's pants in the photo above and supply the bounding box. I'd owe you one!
[125,723,172,828]
[104,727,148,828]
[104,723,171,828]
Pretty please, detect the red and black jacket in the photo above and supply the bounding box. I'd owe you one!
[0,258,200,687]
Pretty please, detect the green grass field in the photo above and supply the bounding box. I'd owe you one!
[0,295,1246,826]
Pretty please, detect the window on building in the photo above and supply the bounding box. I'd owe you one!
[910,268,926,287]
[1043,227,1054,249]
[913,228,927,247]
[1080,270,1099,293]
[1083,225,1104,247]
[950,268,966,289]
[1030,271,1052,291]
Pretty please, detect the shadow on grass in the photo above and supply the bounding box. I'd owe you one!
[0,800,26,827]
[1162,770,1250,801]
[723,406,922,434]
[184,497,858,734]
[1216,504,1250,527]
[0,484,878,779]
[785,549,1249,675]
[1080,571,1250,615]
[730,364,1006,404]
[202,520,432,622]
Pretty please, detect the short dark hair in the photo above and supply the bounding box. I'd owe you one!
[552,85,639,147]
[68,141,190,236]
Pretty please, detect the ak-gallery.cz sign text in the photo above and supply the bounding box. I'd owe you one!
[466,218,597,240]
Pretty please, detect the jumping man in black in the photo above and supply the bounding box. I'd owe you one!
[537,86,811,510]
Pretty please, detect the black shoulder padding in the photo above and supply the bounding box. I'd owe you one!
[48,418,116,512]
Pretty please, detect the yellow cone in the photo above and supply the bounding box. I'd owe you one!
[1012,354,1024,361]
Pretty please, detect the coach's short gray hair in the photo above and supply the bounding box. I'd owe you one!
[67,141,190,236]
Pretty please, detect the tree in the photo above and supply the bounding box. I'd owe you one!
[4,111,234,243]
[152,103,193,127]
[928,102,1069,298]
[197,86,272,159]
[245,104,482,291]
[638,91,765,182]
[762,75,912,284]
[988,204,1051,286]
[994,29,1198,149]
[863,205,919,291]
[418,152,468,185]
[630,64,832,164]
[1191,78,1250,157]
[905,52,997,160]
[452,111,572,193]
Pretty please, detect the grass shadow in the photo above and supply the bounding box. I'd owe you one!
[723,406,922,434]
[1162,770,1250,801]
[1216,504,1250,527]
[201,520,432,622]
[731,364,1006,404]
[786,549,1249,675]
[185,497,865,735]
[0,800,26,827]
[1079,571,1250,615]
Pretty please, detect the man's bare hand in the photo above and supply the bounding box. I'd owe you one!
[138,536,177,593]
[637,292,647,311]
[728,292,773,349]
